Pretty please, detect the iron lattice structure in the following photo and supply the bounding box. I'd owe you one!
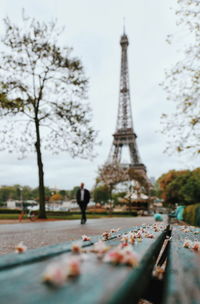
[107,31,147,176]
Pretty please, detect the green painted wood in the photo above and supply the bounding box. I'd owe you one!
[107,229,168,304]
[0,226,167,304]
[0,226,147,271]
[162,226,200,304]
[0,234,119,271]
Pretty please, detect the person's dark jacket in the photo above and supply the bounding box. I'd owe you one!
[76,188,90,205]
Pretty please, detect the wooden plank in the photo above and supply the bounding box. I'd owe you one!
[107,230,167,304]
[0,226,167,304]
[162,226,200,304]
[0,233,120,271]
[0,226,154,271]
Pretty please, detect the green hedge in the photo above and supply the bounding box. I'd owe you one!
[0,208,21,214]
[183,203,200,226]
[0,209,137,217]
[46,211,137,217]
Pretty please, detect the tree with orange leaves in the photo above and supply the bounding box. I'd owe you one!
[157,169,200,205]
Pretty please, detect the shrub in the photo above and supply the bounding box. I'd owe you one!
[183,203,200,226]
[0,208,20,214]
[194,204,200,226]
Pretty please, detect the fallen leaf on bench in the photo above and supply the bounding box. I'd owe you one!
[121,232,144,245]
[110,228,120,233]
[91,240,110,258]
[82,235,91,241]
[153,266,165,280]
[15,241,27,254]
[65,257,81,277]
[183,239,193,248]
[43,257,81,287]
[120,234,129,244]
[128,233,135,244]
[135,231,143,238]
[180,226,190,232]
[104,248,124,265]
[122,246,140,267]
[71,242,82,253]
[144,233,154,239]
[103,245,139,267]
[102,231,111,240]
[192,241,200,251]
[119,242,129,248]
[43,262,67,287]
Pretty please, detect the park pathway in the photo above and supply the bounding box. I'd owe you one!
[0,216,166,255]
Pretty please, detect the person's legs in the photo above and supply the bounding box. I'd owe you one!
[82,206,86,223]
[80,203,87,224]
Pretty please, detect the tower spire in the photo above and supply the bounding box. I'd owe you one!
[107,31,148,178]
[123,17,126,34]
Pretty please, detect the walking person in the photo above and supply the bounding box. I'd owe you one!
[76,183,90,224]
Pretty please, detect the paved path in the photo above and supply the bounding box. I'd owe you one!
[0,216,166,255]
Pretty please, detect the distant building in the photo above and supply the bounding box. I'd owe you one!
[6,200,22,209]
[6,200,38,210]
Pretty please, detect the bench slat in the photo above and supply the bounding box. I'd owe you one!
[0,227,167,304]
[0,233,121,271]
[107,231,167,304]
[0,226,154,271]
[162,227,200,304]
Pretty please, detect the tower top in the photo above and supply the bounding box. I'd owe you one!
[120,18,128,46]
[123,17,126,34]
[120,30,129,46]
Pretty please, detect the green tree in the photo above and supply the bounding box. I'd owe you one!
[59,190,66,199]
[149,181,161,198]
[0,14,97,218]
[157,168,200,205]
[158,170,187,200]
[180,168,200,203]
[112,191,126,205]
[165,173,190,204]
[93,185,110,205]
[69,186,79,200]
[161,0,200,155]
[0,186,13,202]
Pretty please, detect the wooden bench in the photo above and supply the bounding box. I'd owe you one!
[162,225,200,304]
[1,223,199,304]
[0,224,170,304]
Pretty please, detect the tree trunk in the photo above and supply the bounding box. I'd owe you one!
[109,186,113,215]
[35,118,46,219]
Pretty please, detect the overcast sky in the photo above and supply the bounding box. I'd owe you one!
[0,0,196,190]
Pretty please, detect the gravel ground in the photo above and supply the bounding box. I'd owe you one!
[0,216,167,255]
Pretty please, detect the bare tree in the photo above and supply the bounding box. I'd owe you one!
[0,14,98,218]
[161,0,200,156]
[97,161,129,209]
[128,168,150,194]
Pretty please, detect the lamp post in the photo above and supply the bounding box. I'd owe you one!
[19,187,23,210]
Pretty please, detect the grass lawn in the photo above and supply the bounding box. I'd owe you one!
[0,214,20,219]
[0,213,136,220]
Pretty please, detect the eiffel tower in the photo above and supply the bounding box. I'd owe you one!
[107,29,148,179]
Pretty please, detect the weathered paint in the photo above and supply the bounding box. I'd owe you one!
[162,226,200,304]
[0,225,168,304]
